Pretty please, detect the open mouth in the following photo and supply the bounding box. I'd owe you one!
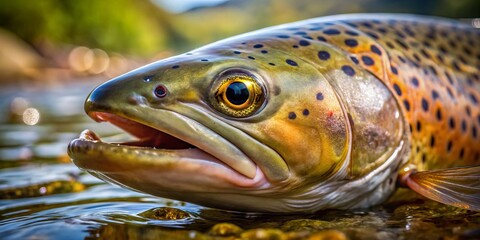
[68,110,259,180]
[88,112,194,150]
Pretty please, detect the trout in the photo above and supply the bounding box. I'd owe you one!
[68,14,480,213]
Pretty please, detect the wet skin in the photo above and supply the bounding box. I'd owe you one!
[68,14,480,213]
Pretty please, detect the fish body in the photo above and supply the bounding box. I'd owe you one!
[68,14,480,212]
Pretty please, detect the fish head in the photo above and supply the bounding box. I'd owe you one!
[68,36,402,212]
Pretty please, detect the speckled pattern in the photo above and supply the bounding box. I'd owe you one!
[191,14,480,171]
[68,14,480,212]
[329,16,480,170]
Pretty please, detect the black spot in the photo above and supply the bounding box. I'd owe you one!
[261,50,268,54]
[432,90,439,100]
[318,51,330,60]
[421,98,429,112]
[403,26,415,37]
[362,22,373,28]
[378,27,388,34]
[449,117,456,129]
[469,93,478,105]
[403,100,411,111]
[233,51,241,54]
[452,61,461,71]
[436,54,444,63]
[302,109,310,116]
[398,56,406,63]
[411,77,419,87]
[286,59,298,66]
[439,45,447,53]
[341,65,355,76]
[466,106,472,117]
[461,120,467,132]
[421,153,427,163]
[309,26,323,31]
[447,87,455,99]
[420,49,431,59]
[248,56,255,60]
[299,40,310,46]
[316,92,324,100]
[292,45,299,48]
[268,62,276,66]
[395,39,408,50]
[391,66,398,75]
[361,56,374,66]
[253,44,263,48]
[436,108,442,121]
[288,112,296,120]
[422,40,431,48]
[459,148,465,159]
[277,35,290,39]
[317,36,327,42]
[393,83,402,96]
[350,56,359,64]
[172,65,180,69]
[430,135,435,147]
[294,31,307,35]
[345,39,358,47]
[366,32,379,39]
[473,126,478,138]
[370,45,382,55]
[416,121,422,132]
[386,42,395,49]
[273,85,281,95]
[446,140,453,152]
[201,59,208,62]
[345,30,359,36]
[395,30,406,39]
[413,53,421,63]
[323,29,341,35]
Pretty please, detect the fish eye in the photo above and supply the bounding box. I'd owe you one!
[211,70,265,118]
[154,84,168,98]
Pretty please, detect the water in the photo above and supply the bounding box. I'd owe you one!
[0,81,479,240]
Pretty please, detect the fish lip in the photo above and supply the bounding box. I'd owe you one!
[68,108,259,180]
[68,132,267,189]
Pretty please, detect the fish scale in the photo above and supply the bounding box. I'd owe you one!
[260,15,480,170]
[330,17,480,170]
[69,14,480,212]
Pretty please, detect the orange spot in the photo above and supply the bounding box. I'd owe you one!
[328,111,333,117]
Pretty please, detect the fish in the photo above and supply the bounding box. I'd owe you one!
[67,14,480,213]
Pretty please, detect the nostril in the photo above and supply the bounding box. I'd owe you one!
[154,84,168,98]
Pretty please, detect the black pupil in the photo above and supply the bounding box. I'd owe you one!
[226,82,249,105]
[154,85,167,98]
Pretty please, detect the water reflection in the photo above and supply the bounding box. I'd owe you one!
[22,107,40,125]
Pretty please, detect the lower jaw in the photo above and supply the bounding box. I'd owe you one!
[68,135,269,190]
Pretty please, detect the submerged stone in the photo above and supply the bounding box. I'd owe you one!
[138,207,191,220]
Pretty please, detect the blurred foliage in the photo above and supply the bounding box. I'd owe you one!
[0,0,478,57]
[0,0,180,56]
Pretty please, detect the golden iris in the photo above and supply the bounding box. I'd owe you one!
[213,74,264,117]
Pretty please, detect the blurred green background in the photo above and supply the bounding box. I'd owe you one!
[0,0,478,85]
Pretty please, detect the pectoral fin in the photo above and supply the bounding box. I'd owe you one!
[400,165,480,211]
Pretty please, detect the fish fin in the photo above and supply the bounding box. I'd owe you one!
[405,165,480,211]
